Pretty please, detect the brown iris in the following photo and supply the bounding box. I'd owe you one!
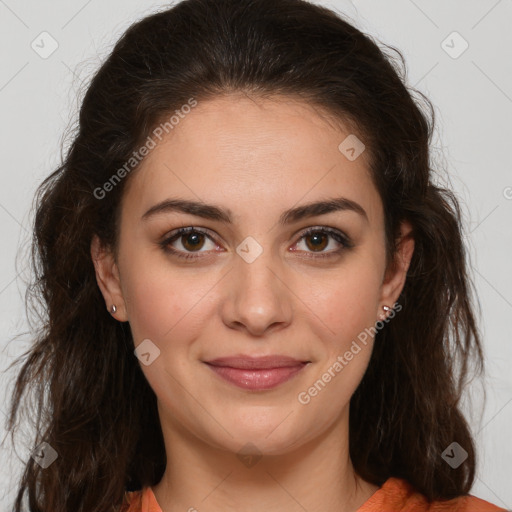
[181,231,206,251]
[305,231,328,252]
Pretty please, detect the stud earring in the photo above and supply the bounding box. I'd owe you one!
[109,304,117,315]
[379,304,391,321]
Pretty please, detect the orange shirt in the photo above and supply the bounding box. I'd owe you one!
[119,476,507,512]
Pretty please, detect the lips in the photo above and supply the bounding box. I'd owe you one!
[204,355,310,390]
[206,355,308,369]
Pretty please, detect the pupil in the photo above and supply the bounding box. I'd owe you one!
[184,232,203,250]
[307,233,327,251]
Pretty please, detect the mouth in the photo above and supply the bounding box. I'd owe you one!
[203,355,311,391]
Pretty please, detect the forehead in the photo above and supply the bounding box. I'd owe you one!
[121,94,382,227]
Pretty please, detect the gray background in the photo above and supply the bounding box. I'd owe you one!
[1,0,511,510]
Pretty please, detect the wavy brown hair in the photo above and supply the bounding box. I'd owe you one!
[4,0,485,510]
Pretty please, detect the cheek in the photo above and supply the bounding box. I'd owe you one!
[121,254,219,346]
[315,258,384,343]
[295,266,382,413]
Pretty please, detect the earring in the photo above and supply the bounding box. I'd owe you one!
[379,304,391,321]
[109,304,117,315]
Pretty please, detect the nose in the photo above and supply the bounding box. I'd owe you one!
[221,248,293,337]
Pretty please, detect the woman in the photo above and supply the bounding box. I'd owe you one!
[5,0,506,511]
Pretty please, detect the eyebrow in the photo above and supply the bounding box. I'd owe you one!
[141,196,368,225]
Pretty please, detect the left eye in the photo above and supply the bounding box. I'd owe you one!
[292,228,348,254]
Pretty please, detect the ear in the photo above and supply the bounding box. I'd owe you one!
[378,220,414,319]
[90,234,129,322]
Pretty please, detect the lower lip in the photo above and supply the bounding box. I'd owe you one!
[205,363,307,390]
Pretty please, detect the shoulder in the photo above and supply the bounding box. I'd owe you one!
[117,486,162,512]
[358,477,508,512]
[117,489,143,512]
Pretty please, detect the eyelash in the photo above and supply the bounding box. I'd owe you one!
[159,226,353,262]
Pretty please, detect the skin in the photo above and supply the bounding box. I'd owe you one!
[91,94,414,512]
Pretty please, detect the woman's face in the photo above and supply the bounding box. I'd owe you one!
[93,94,412,456]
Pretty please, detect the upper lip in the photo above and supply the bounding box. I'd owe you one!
[204,355,309,369]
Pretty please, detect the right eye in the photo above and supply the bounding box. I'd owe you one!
[160,226,222,260]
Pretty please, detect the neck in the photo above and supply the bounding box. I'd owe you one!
[151,408,379,512]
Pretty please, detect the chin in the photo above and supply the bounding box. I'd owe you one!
[208,415,310,457]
